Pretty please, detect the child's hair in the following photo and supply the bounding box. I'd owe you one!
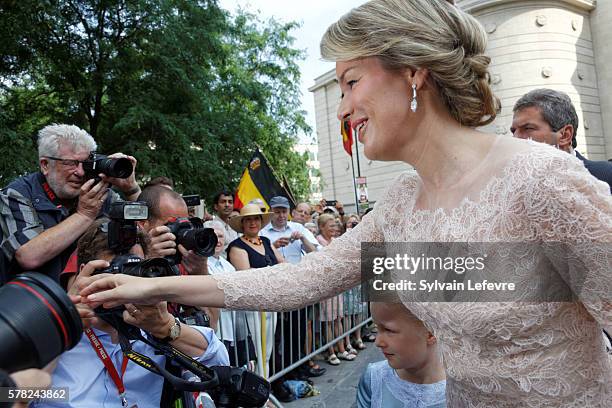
[372,301,425,325]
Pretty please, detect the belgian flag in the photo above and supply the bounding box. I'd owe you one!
[234,149,295,210]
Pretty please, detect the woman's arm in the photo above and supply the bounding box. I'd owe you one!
[228,246,251,271]
[81,187,388,311]
[526,152,612,329]
[272,246,284,263]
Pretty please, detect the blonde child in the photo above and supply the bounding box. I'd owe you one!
[357,302,446,407]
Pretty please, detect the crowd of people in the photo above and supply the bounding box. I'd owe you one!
[1,0,611,407]
[0,121,375,406]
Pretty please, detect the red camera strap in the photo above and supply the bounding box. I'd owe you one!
[85,328,129,406]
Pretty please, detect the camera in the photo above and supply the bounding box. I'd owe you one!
[165,217,217,265]
[207,366,270,407]
[107,200,148,253]
[0,273,82,373]
[96,253,177,279]
[93,254,178,339]
[83,152,133,182]
[182,194,201,207]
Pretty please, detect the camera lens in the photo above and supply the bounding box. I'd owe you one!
[0,273,83,373]
[98,157,133,178]
[137,258,177,278]
[178,228,217,257]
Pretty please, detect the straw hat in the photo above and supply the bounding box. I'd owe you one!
[228,203,271,233]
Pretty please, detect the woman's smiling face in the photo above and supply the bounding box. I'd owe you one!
[336,57,414,161]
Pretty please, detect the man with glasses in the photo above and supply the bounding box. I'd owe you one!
[0,124,140,282]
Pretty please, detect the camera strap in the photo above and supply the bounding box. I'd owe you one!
[84,328,130,407]
[115,329,220,392]
[40,178,63,208]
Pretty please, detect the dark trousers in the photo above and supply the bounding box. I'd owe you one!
[271,308,308,376]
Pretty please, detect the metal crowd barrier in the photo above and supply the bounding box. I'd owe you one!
[214,286,372,405]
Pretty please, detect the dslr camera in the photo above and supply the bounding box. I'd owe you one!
[95,200,178,334]
[83,152,133,182]
[165,217,217,265]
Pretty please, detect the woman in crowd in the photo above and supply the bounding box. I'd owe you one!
[203,220,254,369]
[341,214,368,351]
[226,204,283,377]
[316,213,356,365]
[83,1,611,406]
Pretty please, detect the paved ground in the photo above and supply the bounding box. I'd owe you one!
[280,342,384,408]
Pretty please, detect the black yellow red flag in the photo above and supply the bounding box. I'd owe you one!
[234,149,295,210]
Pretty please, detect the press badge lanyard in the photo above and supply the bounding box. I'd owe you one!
[85,328,130,407]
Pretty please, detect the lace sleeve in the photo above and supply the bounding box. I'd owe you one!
[212,201,385,311]
[524,152,612,328]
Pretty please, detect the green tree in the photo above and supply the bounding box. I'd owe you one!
[0,0,311,201]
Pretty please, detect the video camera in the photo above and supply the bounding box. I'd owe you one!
[83,152,133,183]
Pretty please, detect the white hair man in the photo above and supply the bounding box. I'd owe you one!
[0,124,140,282]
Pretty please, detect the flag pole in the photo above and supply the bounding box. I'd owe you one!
[354,132,362,178]
[350,148,360,216]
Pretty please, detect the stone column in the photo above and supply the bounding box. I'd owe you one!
[590,0,612,158]
[457,0,607,159]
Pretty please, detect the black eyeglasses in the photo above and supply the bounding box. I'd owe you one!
[44,156,89,169]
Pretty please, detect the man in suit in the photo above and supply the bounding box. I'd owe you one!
[511,88,612,193]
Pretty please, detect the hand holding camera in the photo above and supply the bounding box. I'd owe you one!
[289,231,303,242]
[273,236,291,248]
[148,225,179,258]
[77,178,110,220]
[68,259,116,337]
[99,153,139,197]
[178,245,209,276]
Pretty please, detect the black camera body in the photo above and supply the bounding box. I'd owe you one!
[83,152,133,182]
[93,254,178,339]
[208,366,271,408]
[97,253,177,279]
[165,217,217,265]
[182,194,201,207]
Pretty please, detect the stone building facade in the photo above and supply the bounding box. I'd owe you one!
[309,0,611,213]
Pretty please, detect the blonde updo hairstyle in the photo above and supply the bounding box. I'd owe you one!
[321,0,500,127]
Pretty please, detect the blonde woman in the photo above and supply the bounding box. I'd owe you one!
[84,1,611,406]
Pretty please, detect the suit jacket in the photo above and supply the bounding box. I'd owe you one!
[576,151,612,193]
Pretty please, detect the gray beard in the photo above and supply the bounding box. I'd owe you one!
[45,172,79,201]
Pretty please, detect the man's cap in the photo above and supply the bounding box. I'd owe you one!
[270,196,290,209]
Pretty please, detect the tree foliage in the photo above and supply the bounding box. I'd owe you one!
[0,0,312,202]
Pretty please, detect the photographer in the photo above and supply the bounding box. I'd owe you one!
[35,218,228,408]
[136,185,208,276]
[0,124,141,283]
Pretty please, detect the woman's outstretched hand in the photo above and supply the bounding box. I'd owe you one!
[79,274,160,309]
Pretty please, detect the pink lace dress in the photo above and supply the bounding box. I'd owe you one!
[316,234,344,321]
[213,138,611,407]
